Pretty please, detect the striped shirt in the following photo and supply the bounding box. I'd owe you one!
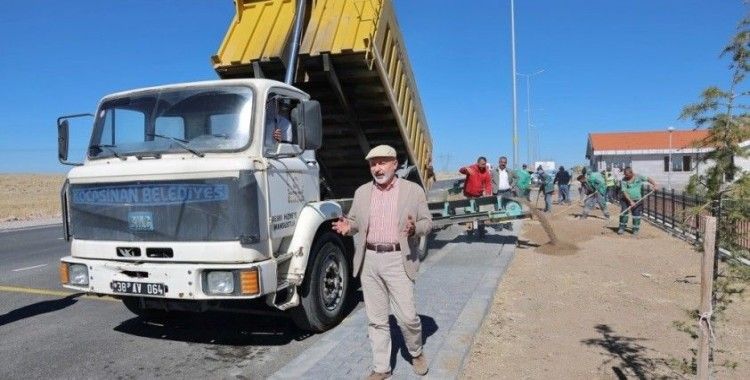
[367,179,400,244]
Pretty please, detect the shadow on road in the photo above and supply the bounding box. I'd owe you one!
[114,311,313,346]
[113,286,367,347]
[431,233,517,249]
[0,293,81,327]
[389,314,438,370]
[581,324,679,380]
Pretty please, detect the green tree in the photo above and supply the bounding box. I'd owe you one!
[681,13,750,258]
[675,12,750,376]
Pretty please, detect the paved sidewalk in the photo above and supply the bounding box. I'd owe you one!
[270,223,518,379]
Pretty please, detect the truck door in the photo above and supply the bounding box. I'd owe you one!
[263,92,320,253]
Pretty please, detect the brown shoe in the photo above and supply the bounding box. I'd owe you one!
[412,354,429,376]
[365,370,391,380]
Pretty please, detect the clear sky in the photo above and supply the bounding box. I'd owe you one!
[0,0,746,173]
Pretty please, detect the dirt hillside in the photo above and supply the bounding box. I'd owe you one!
[0,174,65,222]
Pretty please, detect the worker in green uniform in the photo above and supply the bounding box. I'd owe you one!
[537,166,555,213]
[512,163,532,201]
[618,167,657,235]
[604,169,617,203]
[576,170,610,219]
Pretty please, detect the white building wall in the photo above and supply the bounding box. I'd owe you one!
[590,153,709,190]
[737,146,750,174]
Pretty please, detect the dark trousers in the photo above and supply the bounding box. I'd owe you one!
[558,184,570,204]
[495,188,513,198]
[619,199,643,231]
[606,186,617,203]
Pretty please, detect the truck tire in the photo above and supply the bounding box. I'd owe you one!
[291,232,351,332]
[121,297,175,321]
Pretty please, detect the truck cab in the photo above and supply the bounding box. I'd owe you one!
[58,79,353,331]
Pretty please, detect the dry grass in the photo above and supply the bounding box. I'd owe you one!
[0,174,66,222]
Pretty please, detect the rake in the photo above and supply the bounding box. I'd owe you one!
[606,190,656,229]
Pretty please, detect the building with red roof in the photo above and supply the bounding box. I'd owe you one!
[586,129,749,190]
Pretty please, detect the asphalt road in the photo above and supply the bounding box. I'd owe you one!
[0,225,334,379]
[0,180,478,379]
[0,228,458,378]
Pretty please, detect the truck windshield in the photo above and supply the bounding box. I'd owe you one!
[89,85,253,159]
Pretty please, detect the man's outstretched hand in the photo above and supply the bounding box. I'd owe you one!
[403,214,416,237]
[332,216,351,235]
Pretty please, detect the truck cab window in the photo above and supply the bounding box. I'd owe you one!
[264,97,296,154]
[89,86,254,159]
[155,116,185,140]
[101,108,146,146]
[209,113,239,138]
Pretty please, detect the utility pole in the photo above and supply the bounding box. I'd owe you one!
[668,126,675,189]
[510,0,519,169]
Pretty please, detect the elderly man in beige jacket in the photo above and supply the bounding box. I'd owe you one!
[332,145,432,379]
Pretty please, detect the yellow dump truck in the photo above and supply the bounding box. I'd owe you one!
[213,0,434,196]
[56,0,433,331]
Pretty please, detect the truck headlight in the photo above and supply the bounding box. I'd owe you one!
[68,264,89,286]
[206,271,234,295]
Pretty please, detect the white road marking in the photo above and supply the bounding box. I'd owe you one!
[11,264,48,272]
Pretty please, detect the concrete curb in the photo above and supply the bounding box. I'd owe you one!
[431,224,518,379]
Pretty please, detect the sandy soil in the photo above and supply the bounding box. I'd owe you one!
[463,201,749,379]
[0,174,65,222]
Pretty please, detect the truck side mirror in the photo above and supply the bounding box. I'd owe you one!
[58,119,70,163]
[292,100,322,151]
[57,113,93,166]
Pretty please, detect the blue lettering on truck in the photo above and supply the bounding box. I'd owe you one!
[71,184,229,206]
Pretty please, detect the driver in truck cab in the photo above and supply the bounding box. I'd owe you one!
[266,98,294,146]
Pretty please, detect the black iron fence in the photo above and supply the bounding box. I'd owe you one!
[642,189,750,252]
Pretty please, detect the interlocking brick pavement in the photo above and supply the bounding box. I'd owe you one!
[270,223,518,379]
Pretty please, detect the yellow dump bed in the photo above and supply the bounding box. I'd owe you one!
[213,0,433,197]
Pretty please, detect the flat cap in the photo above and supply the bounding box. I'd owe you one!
[365,145,397,160]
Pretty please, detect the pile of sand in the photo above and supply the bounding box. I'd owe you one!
[519,201,627,256]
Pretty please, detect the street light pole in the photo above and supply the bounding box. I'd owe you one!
[517,69,544,165]
[668,126,675,190]
[510,0,519,169]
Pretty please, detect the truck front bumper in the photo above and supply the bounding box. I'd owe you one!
[60,257,277,300]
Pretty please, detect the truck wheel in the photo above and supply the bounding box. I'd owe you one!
[291,232,351,332]
[121,297,174,321]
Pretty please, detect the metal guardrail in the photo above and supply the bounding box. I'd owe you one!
[428,194,529,228]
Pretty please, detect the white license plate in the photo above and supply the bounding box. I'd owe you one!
[111,281,166,296]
